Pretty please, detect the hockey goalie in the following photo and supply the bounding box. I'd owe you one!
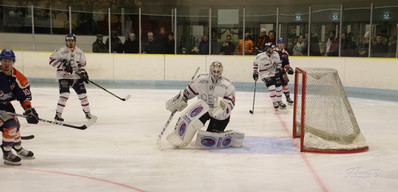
[165,61,244,149]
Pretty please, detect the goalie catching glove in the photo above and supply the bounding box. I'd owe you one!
[23,107,39,124]
[166,91,188,112]
[79,71,89,83]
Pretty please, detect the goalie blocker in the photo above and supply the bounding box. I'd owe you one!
[166,100,244,148]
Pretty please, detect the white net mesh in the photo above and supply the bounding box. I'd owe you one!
[293,67,368,153]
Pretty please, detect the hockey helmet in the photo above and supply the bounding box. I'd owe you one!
[264,42,275,51]
[209,61,223,83]
[65,33,76,41]
[0,49,16,62]
[277,38,285,44]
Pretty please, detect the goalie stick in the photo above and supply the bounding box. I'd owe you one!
[8,112,97,130]
[157,67,200,150]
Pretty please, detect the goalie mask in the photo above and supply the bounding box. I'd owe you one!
[209,61,223,84]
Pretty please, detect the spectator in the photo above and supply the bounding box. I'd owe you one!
[124,32,139,53]
[181,47,188,54]
[293,35,307,56]
[309,33,321,56]
[359,31,370,57]
[371,34,388,57]
[105,30,123,53]
[267,30,276,45]
[237,32,254,55]
[323,30,339,56]
[287,37,298,55]
[92,34,108,53]
[256,28,268,53]
[144,32,157,54]
[198,35,210,55]
[156,27,168,54]
[165,32,175,54]
[341,32,357,57]
[220,34,235,55]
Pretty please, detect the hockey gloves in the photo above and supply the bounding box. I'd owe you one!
[80,71,89,84]
[63,60,73,74]
[24,108,39,124]
[252,72,259,81]
[286,67,294,75]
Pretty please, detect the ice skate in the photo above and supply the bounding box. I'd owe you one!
[85,112,92,120]
[273,102,279,110]
[278,101,286,109]
[13,146,35,159]
[286,96,294,106]
[1,145,21,166]
[54,112,64,122]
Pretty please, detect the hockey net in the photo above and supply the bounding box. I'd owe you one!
[293,67,368,153]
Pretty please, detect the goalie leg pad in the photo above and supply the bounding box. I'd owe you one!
[166,100,209,148]
[195,130,245,148]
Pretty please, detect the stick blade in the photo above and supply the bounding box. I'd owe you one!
[122,94,131,101]
[84,115,98,128]
[157,138,164,151]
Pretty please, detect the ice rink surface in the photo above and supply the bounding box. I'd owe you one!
[1,87,397,192]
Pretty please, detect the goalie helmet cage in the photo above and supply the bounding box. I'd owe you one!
[292,67,368,153]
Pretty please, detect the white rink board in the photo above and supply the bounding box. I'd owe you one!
[13,51,398,91]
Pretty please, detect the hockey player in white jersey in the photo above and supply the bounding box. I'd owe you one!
[49,33,93,121]
[165,61,244,149]
[253,42,286,109]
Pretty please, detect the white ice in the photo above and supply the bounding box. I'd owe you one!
[0,87,397,192]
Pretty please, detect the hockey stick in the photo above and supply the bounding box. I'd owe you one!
[87,79,131,101]
[8,112,97,130]
[77,73,130,101]
[249,80,257,114]
[157,67,200,150]
[21,135,35,140]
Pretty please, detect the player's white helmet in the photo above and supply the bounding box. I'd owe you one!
[209,61,223,83]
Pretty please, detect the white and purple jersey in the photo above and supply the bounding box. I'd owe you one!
[183,74,235,120]
[49,45,87,80]
[253,51,281,79]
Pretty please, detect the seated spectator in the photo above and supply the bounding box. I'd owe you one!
[220,34,235,55]
[105,30,124,53]
[371,34,388,57]
[256,28,268,53]
[92,34,108,53]
[198,35,209,55]
[157,27,168,54]
[293,35,307,56]
[165,32,175,54]
[323,30,339,56]
[144,32,157,54]
[181,47,188,54]
[341,32,357,57]
[124,32,139,53]
[267,30,276,45]
[287,37,298,55]
[237,32,254,55]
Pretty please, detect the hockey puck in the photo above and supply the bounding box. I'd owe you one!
[249,110,254,114]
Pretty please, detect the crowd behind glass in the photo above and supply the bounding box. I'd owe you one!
[0,0,397,57]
